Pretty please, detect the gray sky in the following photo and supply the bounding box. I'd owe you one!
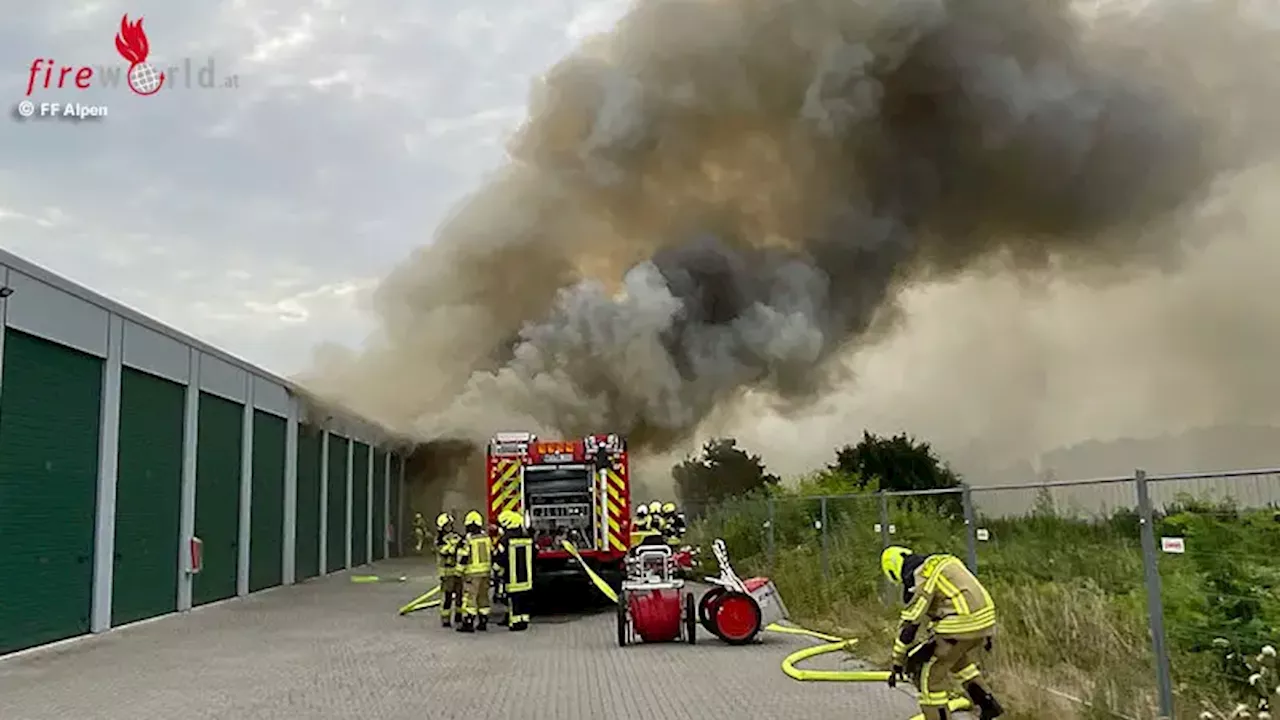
[2,0,627,376]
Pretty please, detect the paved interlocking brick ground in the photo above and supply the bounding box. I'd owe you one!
[0,559,926,720]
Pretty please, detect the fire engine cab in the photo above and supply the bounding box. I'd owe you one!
[486,432,631,587]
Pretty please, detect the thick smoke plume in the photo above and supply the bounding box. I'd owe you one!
[304,0,1280,482]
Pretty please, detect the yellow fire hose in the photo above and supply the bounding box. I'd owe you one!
[397,585,441,615]
[562,542,971,719]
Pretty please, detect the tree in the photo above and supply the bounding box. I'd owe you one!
[672,437,780,515]
[831,431,962,494]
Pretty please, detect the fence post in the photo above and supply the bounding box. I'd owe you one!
[962,484,978,574]
[765,495,776,572]
[1135,468,1176,719]
[820,496,829,582]
[878,492,892,604]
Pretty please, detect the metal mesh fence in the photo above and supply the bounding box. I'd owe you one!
[683,464,1280,719]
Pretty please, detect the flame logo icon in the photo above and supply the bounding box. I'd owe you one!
[114,14,165,96]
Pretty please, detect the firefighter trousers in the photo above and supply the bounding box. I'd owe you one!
[917,635,998,719]
[461,574,491,617]
[438,574,463,618]
[506,591,530,630]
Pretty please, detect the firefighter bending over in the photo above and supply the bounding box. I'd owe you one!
[494,510,535,631]
[661,502,686,544]
[412,512,428,553]
[434,513,463,627]
[455,510,493,633]
[881,546,1004,720]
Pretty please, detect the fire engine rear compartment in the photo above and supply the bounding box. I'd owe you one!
[524,464,597,549]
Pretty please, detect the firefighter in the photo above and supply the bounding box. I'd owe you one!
[633,504,651,532]
[661,502,686,544]
[455,510,493,633]
[434,513,463,627]
[494,510,534,631]
[647,501,668,535]
[412,512,428,553]
[881,546,1004,720]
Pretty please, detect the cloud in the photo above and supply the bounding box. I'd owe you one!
[2,0,629,373]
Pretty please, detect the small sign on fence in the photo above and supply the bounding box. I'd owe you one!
[976,529,990,542]
[1160,536,1186,554]
[873,523,898,534]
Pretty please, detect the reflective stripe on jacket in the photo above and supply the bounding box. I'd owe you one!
[901,554,996,637]
[456,532,493,576]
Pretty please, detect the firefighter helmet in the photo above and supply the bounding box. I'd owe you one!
[635,504,649,517]
[881,546,913,584]
[661,502,676,514]
[648,501,662,514]
[436,512,453,529]
[498,510,523,530]
[464,510,484,529]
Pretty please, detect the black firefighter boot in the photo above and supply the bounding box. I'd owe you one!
[441,612,452,628]
[477,615,489,632]
[457,615,475,633]
[964,682,1004,719]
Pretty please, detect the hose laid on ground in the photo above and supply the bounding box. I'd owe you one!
[561,540,621,603]
[397,585,441,615]
[767,621,973,719]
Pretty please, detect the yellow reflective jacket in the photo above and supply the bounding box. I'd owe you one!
[893,554,996,662]
[435,530,462,577]
[455,531,493,577]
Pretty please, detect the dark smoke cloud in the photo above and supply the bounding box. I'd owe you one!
[302,0,1279,469]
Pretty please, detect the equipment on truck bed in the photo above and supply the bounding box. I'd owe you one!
[486,432,631,592]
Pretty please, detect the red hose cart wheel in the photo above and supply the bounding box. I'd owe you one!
[709,590,762,645]
[683,592,697,644]
[698,586,727,634]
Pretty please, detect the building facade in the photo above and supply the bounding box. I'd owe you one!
[0,249,410,656]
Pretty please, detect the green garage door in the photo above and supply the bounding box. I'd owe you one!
[351,441,369,566]
[249,410,285,592]
[294,425,321,580]
[0,330,102,654]
[372,449,386,562]
[193,392,242,606]
[389,454,401,558]
[325,435,348,573]
[112,367,183,627]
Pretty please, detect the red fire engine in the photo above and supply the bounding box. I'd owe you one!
[486,432,631,589]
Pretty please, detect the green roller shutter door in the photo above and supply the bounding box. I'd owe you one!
[249,410,285,592]
[294,425,321,580]
[112,367,183,627]
[193,392,242,606]
[351,441,369,566]
[325,435,348,573]
[389,454,401,558]
[0,330,102,655]
[372,449,386,561]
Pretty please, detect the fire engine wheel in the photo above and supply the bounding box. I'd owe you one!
[698,586,726,635]
[615,597,629,647]
[683,592,697,645]
[711,591,762,645]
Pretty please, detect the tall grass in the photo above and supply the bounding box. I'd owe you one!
[689,487,1279,720]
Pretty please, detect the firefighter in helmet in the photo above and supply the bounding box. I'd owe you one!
[647,501,668,535]
[881,546,1004,720]
[493,510,534,631]
[455,510,493,632]
[661,502,686,544]
[412,512,428,553]
[434,512,463,627]
[633,504,651,532]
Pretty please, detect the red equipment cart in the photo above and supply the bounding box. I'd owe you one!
[697,539,788,645]
[616,546,697,646]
